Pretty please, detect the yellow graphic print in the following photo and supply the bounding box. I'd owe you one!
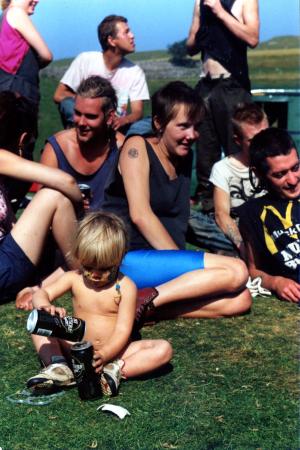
[260,202,298,255]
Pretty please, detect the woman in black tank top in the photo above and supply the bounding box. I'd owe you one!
[103,81,252,325]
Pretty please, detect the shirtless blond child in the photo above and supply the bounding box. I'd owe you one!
[27,212,172,396]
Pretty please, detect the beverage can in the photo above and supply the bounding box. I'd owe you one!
[78,183,91,200]
[27,309,86,342]
[71,341,102,400]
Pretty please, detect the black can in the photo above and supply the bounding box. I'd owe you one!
[70,341,102,400]
[78,183,91,200]
[27,309,86,342]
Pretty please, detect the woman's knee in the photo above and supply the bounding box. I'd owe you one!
[226,258,249,291]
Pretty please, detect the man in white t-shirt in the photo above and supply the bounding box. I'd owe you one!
[53,15,150,135]
[188,102,268,257]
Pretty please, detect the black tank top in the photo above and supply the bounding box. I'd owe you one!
[103,139,193,250]
[196,0,250,91]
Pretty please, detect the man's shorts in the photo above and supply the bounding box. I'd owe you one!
[0,233,36,303]
[120,249,205,289]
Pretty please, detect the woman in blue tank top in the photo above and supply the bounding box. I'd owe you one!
[103,81,252,326]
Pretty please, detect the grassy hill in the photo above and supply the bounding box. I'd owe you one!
[46,36,300,90]
[248,35,300,89]
[256,35,300,50]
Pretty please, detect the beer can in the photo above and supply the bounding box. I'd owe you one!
[78,183,91,200]
[70,341,102,400]
[27,309,86,342]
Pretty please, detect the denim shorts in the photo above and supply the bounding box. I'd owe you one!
[0,233,36,303]
[120,249,205,289]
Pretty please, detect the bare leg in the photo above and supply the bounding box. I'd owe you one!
[31,334,69,366]
[153,289,251,320]
[11,188,78,268]
[151,255,251,318]
[119,339,172,378]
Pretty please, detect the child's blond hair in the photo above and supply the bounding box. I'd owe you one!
[72,211,128,270]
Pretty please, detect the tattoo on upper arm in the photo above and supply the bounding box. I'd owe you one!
[127,148,139,159]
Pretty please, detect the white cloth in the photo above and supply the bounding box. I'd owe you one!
[209,155,264,210]
[246,277,272,298]
[60,51,149,117]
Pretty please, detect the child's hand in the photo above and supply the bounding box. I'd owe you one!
[93,350,105,374]
[39,305,67,318]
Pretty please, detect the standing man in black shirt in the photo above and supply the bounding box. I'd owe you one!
[186,0,259,211]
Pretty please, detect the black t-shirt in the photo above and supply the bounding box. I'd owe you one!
[103,139,192,250]
[238,194,300,282]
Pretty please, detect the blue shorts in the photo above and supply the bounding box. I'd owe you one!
[120,249,205,289]
[0,234,36,303]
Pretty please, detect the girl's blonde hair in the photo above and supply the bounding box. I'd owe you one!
[72,211,128,270]
[1,0,10,11]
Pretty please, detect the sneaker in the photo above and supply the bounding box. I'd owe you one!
[100,361,122,397]
[134,287,159,330]
[27,363,75,389]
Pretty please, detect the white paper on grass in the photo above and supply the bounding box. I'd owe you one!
[97,403,130,419]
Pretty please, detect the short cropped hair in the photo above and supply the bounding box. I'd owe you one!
[77,76,117,116]
[72,212,128,270]
[232,102,267,140]
[249,128,298,176]
[0,91,37,152]
[97,15,127,51]
[151,81,205,135]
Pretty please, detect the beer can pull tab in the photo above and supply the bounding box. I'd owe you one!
[97,403,130,419]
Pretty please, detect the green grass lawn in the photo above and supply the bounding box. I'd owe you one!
[0,295,298,450]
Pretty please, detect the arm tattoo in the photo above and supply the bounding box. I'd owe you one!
[127,148,139,159]
[225,224,243,248]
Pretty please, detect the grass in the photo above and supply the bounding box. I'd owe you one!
[0,295,299,450]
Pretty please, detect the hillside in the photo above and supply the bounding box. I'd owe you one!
[257,35,300,50]
[43,36,299,89]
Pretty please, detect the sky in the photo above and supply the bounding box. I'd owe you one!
[33,0,300,60]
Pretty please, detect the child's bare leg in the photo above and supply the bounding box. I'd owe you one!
[119,339,173,378]
[11,188,78,269]
[27,335,74,388]
[31,334,67,366]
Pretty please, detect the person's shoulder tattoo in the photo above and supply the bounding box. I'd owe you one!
[127,148,139,158]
